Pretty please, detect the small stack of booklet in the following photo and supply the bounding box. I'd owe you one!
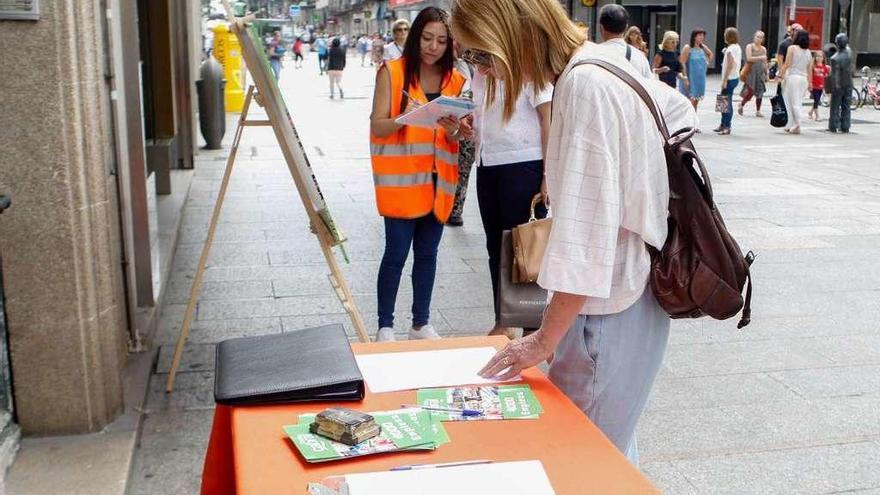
[309,408,381,446]
[284,408,449,463]
[416,384,543,421]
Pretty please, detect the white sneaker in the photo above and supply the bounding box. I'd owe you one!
[408,324,441,340]
[375,327,396,342]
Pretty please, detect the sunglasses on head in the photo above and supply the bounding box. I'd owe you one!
[461,49,493,67]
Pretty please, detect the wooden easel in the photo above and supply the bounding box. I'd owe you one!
[165,11,370,392]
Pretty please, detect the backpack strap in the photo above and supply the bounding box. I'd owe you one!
[567,58,671,142]
[625,44,632,61]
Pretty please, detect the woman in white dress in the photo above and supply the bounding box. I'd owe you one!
[779,29,814,134]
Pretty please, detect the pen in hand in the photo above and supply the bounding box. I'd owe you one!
[401,90,422,109]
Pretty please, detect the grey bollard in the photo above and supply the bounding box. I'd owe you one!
[197,55,226,149]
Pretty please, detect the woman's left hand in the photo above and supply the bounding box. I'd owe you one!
[437,115,461,137]
[540,178,549,207]
[458,115,475,140]
[478,331,555,380]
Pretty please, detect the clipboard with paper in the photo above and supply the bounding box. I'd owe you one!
[394,96,477,129]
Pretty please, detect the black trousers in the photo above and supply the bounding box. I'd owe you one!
[476,160,547,325]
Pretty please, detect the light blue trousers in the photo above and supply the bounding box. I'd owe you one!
[548,287,670,465]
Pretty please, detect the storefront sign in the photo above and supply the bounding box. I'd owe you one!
[0,0,39,20]
[389,0,422,7]
[785,7,824,50]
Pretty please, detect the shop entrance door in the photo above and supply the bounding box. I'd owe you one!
[650,11,679,58]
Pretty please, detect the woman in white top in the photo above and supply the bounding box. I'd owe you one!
[462,48,552,339]
[779,29,814,134]
[450,0,696,464]
[715,27,742,135]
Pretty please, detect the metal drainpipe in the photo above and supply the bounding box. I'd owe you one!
[101,0,144,352]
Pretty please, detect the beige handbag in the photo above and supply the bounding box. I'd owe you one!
[511,194,551,284]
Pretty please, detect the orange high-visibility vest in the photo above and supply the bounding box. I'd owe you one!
[370,57,465,223]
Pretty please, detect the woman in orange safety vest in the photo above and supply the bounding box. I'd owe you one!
[369,7,472,342]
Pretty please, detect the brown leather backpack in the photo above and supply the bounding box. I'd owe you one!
[570,59,754,328]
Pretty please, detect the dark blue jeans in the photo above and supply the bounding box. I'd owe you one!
[720,78,739,128]
[377,215,444,329]
[476,160,547,324]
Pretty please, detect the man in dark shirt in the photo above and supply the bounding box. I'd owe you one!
[829,33,854,133]
[775,22,803,70]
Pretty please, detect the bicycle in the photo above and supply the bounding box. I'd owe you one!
[820,86,861,110]
[857,68,880,110]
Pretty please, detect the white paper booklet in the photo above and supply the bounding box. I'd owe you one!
[344,460,556,495]
[394,96,476,129]
[354,347,520,393]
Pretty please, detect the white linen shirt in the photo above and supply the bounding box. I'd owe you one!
[537,42,697,315]
[602,38,653,79]
[383,42,404,61]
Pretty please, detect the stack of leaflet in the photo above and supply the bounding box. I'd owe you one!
[284,408,449,463]
[417,384,543,421]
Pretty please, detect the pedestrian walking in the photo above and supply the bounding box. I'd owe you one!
[715,27,741,135]
[327,38,346,99]
[384,19,410,61]
[775,23,803,72]
[779,29,813,134]
[448,42,476,227]
[449,0,696,465]
[598,5,652,79]
[828,33,854,133]
[292,37,304,69]
[369,7,471,342]
[267,31,285,80]
[462,47,553,340]
[809,50,830,121]
[624,26,648,55]
[738,30,769,117]
[371,33,385,66]
[357,34,370,66]
[316,35,329,75]
[653,31,685,88]
[679,28,713,112]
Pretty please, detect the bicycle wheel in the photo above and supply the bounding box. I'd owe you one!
[851,88,863,110]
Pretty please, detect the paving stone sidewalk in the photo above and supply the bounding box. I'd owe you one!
[129,53,880,495]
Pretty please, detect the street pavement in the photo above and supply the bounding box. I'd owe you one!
[129,50,880,494]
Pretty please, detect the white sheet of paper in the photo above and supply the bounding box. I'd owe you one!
[354,347,519,393]
[344,460,556,495]
[394,96,476,129]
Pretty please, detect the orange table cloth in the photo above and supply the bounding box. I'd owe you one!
[200,336,658,494]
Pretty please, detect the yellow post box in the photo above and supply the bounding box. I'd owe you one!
[212,23,246,112]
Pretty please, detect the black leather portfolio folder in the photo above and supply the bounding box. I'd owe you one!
[213,323,365,405]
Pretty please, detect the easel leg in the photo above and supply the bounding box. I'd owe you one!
[165,87,256,392]
[321,240,370,343]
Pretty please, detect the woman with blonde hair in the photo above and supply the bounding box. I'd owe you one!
[653,31,685,88]
[739,30,769,117]
[449,0,696,464]
[624,26,647,54]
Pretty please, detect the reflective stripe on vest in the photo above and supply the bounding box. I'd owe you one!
[371,143,436,157]
[373,172,433,187]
